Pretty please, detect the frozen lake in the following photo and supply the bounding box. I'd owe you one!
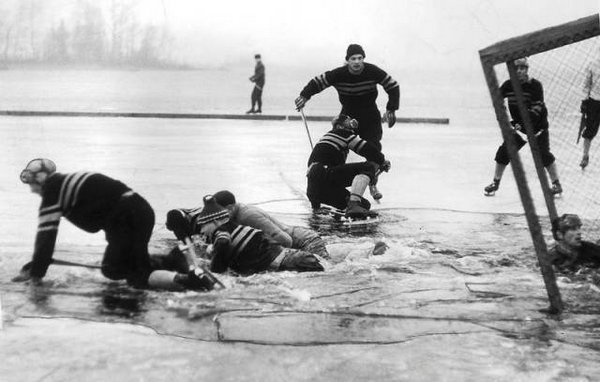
[2,113,600,381]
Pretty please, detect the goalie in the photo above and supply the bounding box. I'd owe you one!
[484,57,562,196]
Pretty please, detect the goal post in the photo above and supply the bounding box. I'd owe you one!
[479,14,600,313]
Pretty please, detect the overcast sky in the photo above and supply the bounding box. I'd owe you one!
[146,0,599,71]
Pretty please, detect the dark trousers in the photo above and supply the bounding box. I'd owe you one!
[494,129,555,167]
[251,86,263,111]
[307,161,378,209]
[583,98,600,140]
[101,193,155,288]
[342,106,382,150]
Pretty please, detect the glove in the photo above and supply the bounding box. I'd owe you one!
[295,96,307,111]
[380,160,391,172]
[383,110,396,128]
[581,99,589,114]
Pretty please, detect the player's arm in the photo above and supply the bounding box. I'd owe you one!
[210,230,234,273]
[374,65,400,127]
[14,205,62,282]
[347,133,385,164]
[296,70,335,110]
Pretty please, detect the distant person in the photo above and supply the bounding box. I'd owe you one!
[484,57,562,196]
[164,190,329,259]
[294,43,400,151]
[12,158,216,292]
[579,57,600,169]
[246,53,265,114]
[549,213,600,272]
[306,114,390,219]
[186,195,325,275]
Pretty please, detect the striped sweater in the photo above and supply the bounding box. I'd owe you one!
[500,78,548,131]
[30,172,130,277]
[300,62,399,111]
[208,221,281,275]
[307,128,385,167]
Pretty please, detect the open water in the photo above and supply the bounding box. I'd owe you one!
[1,68,600,381]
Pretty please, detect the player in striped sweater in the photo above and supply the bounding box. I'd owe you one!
[484,57,562,196]
[12,158,215,291]
[168,196,324,275]
[307,114,390,219]
[295,44,400,150]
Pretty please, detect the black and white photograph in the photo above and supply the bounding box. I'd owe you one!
[2,1,600,380]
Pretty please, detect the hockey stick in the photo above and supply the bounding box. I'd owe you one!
[577,112,586,144]
[299,109,314,150]
[52,258,102,269]
[181,238,225,289]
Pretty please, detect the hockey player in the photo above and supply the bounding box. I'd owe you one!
[212,190,329,258]
[165,191,329,259]
[294,44,399,151]
[484,57,562,196]
[579,56,600,169]
[549,214,600,272]
[12,158,215,292]
[183,195,324,275]
[306,114,391,219]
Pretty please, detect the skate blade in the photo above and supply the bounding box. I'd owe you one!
[342,216,380,226]
[484,191,496,197]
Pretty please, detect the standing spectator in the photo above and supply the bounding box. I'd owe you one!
[246,54,265,114]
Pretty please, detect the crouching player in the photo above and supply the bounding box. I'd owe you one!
[169,195,324,275]
[306,114,390,219]
[12,158,215,291]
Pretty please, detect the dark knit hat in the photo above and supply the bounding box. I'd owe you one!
[345,44,365,60]
[214,190,236,207]
[197,195,230,225]
[255,54,261,59]
[551,213,582,240]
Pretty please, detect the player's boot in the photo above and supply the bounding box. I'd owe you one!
[484,179,500,196]
[369,184,382,201]
[245,109,255,114]
[551,180,563,197]
[345,199,369,220]
[580,154,589,170]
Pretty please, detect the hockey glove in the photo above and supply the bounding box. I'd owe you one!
[384,110,396,128]
[380,160,391,172]
[295,96,307,111]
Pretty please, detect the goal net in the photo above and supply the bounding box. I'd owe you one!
[479,14,600,311]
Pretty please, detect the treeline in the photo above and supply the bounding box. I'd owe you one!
[0,0,179,68]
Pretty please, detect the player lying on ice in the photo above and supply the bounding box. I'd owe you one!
[12,158,217,292]
[306,114,391,219]
[164,190,329,261]
[549,213,600,273]
[166,195,325,275]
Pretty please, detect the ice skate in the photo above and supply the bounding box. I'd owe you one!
[484,179,500,196]
[245,109,255,114]
[369,184,382,201]
[345,199,369,220]
[580,154,589,170]
[551,180,563,197]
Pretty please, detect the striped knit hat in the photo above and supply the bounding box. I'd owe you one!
[197,195,230,225]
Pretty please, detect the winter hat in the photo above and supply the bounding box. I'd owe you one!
[331,114,359,132]
[197,195,230,225]
[20,158,56,184]
[514,57,529,68]
[214,190,236,207]
[345,44,365,60]
[255,54,261,59]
